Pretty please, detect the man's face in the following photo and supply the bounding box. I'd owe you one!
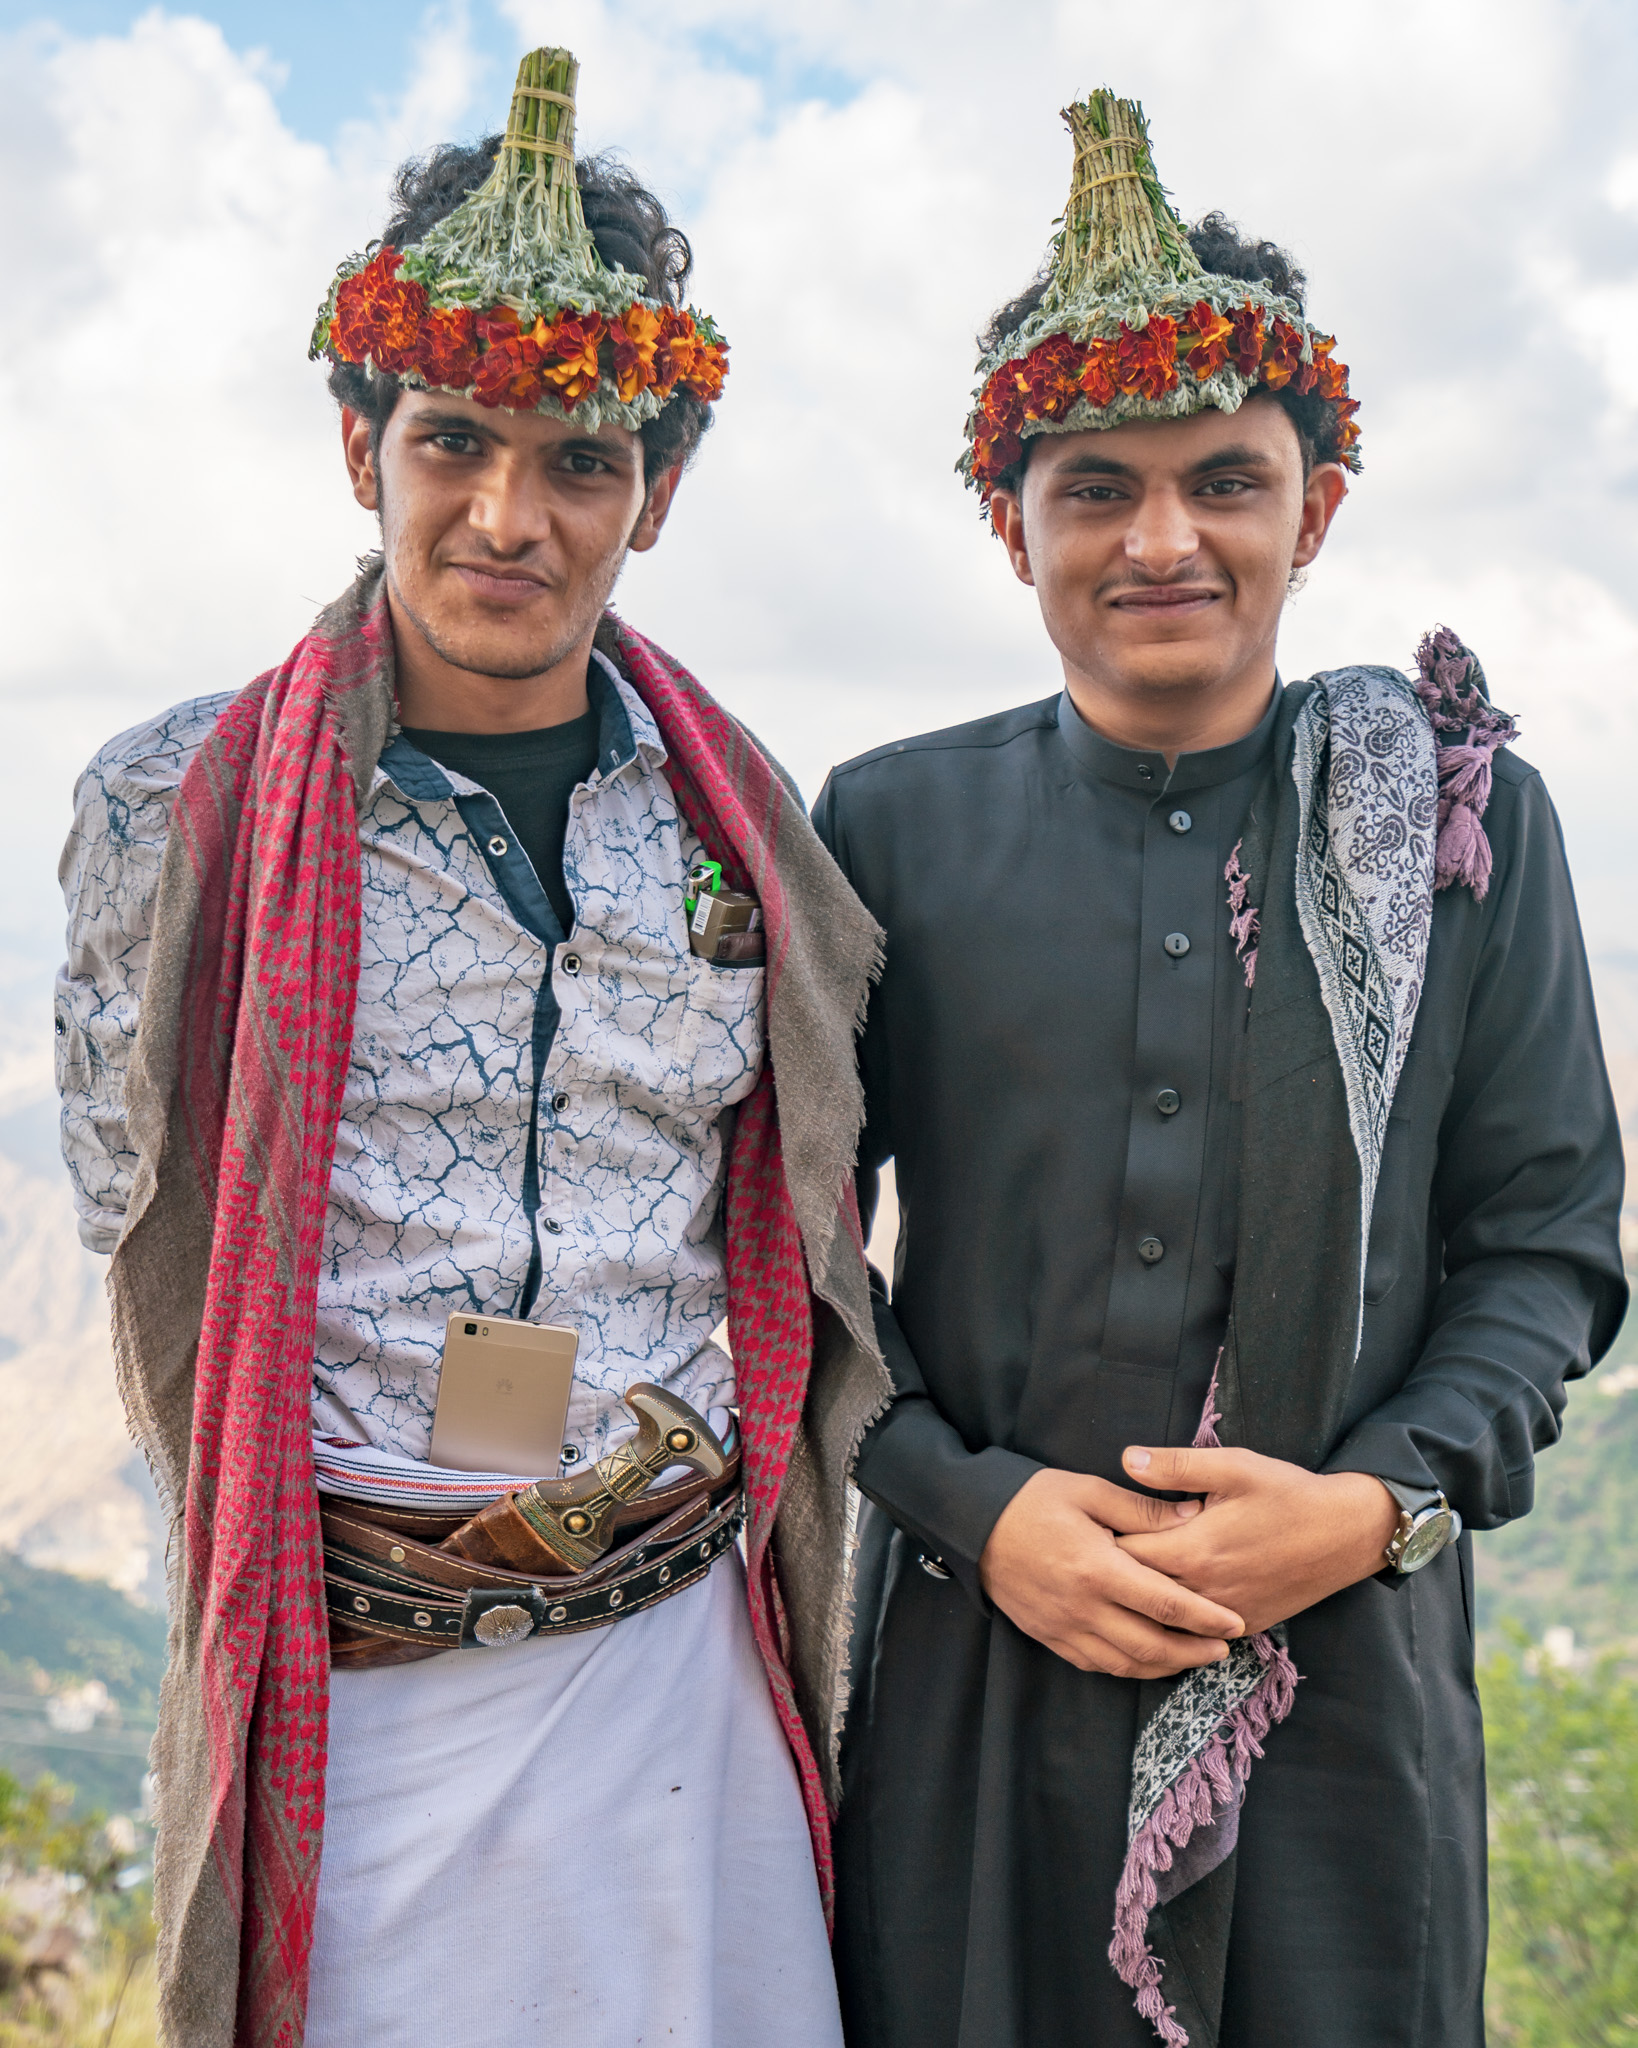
[989,396,1346,705]
[344,393,674,683]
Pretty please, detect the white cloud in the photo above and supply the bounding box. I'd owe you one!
[1,0,1635,1011]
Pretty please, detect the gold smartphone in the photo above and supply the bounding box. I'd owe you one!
[428,1313,578,1476]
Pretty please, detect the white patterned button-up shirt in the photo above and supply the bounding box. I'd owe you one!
[56,654,762,1469]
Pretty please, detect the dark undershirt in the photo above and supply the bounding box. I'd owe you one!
[401,711,600,936]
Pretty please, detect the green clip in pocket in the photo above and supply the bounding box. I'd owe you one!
[685,859,723,921]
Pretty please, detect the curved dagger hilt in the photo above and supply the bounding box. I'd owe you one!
[510,1385,728,1573]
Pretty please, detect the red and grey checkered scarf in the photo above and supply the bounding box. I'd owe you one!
[110,566,885,2046]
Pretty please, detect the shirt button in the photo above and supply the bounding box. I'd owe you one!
[487,835,508,857]
[1155,1088,1181,1115]
[1164,932,1191,958]
[918,1553,952,1580]
[1138,1236,1166,1264]
[562,952,581,975]
[544,1218,563,1235]
[551,1091,570,1113]
[1137,764,1155,782]
[1168,809,1192,834]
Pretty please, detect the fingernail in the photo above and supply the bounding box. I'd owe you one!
[1126,1448,1152,1472]
[1174,1498,1200,1519]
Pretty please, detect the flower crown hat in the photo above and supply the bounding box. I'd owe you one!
[311,47,727,422]
[962,89,1359,505]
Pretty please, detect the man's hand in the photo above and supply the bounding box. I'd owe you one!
[978,1468,1246,1678]
[1116,1446,1402,1636]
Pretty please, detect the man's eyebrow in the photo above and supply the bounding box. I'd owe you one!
[1188,446,1276,476]
[404,408,502,437]
[554,434,638,462]
[1054,451,1142,480]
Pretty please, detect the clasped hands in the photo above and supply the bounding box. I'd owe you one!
[976,1448,1401,1679]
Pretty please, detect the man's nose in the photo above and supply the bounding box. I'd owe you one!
[1123,489,1199,579]
[468,458,551,555]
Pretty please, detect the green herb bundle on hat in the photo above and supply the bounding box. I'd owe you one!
[962,89,1358,504]
[311,47,728,427]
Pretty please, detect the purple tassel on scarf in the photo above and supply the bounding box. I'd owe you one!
[1412,627,1517,901]
[1107,1362,1300,2046]
[1224,841,1259,989]
[1222,629,1515,973]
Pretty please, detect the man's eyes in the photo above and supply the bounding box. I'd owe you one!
[429,432,482,455]
[1069,476,1254,502]
[561,451,611,475]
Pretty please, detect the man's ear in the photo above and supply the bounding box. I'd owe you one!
[988,490,1036,588]
[628,463,683,554]
[343,407,379,513]
[1291,461,1348,571]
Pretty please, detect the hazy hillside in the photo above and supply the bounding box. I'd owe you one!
[0,1550,163,1818]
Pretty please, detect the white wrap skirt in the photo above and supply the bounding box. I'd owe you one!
[306,1551,843,2046]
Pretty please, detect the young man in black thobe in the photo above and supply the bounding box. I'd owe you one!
[816,89,1625,2048]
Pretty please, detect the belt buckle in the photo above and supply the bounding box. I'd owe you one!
[460,1584,550,1649]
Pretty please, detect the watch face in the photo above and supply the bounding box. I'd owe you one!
[1399,1509,1453,1573]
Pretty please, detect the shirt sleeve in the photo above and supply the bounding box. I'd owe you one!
[55,697,226,1254]
[812,772,1041,1607]
[1324,767,1628,1527]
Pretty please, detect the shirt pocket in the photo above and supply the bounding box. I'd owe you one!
[674,954,765,1109]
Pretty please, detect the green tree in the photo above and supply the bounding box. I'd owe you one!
[1483,1633,1638,2044]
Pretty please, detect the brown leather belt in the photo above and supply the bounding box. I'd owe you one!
[323,1460,742,1671]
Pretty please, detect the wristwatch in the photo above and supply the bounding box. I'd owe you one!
[1380,1479,1462,1574]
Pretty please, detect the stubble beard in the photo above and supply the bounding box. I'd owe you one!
[381,492,630,684]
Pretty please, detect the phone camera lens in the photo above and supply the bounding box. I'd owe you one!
[464,1322,477,1336]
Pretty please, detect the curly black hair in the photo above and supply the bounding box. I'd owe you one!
[327,142,711,483]
[980,211,1348,494]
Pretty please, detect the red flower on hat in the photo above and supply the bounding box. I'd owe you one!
[1022,333,1085,422]
[682,340,729,402]
[541,311,607,402]
[1180,300,1233,378]
[1261,318,1305,391]
[1229,304,1265,379]
[1079,338,1119,408]
[471,308,546,410]
[332,248,429,374]
[1308,335,1350,402]
[613,304,662,402]
[1113,316,1179,400]
[415,304,479,390]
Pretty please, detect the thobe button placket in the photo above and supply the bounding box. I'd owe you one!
[1164,932,1191,958]
[1138,1236,1165,1264]
[1155,1088,1181,1115]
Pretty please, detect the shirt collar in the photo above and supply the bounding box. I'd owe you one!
[1055,680,1281,795]
[372,647,661,802]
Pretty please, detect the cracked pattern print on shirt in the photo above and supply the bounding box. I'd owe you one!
[57,664,764,1468]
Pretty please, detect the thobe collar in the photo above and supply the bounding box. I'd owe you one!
[1055,677,1281,795]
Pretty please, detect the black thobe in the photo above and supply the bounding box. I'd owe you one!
[811,688,1625,2048]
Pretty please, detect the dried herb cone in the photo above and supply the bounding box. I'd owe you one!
[310,46,728,429]
[960,84,1360,503]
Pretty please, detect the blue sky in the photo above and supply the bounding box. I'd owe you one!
[0,0,514,141]
[0,0,860,152]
